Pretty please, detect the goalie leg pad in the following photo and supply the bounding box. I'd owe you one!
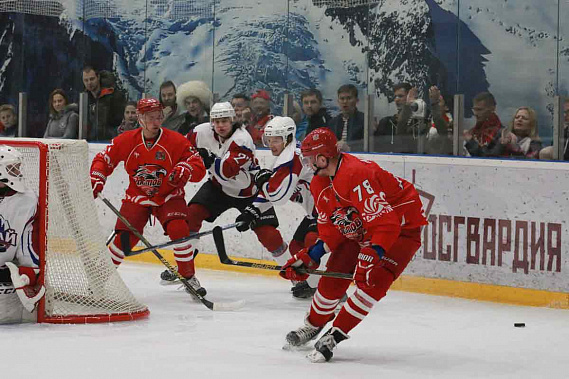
[5,262,45,313]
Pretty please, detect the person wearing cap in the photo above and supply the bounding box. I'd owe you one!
[177,80,213,135]
[247,89,274,147]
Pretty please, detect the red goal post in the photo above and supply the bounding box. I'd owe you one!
[0,138,149,323]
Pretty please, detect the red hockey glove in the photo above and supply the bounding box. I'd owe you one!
[168,163,192,188]
[354,245,386,291]
[90,170,106,199]
[279,247,319,282]
[5,262,46,312]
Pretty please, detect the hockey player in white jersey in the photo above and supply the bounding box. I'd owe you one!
[235,116,321,298]
[160,102,290,285]
[0,146,44,324]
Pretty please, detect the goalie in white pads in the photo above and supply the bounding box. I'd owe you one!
[0,146,45,324]
[234,116,320,298]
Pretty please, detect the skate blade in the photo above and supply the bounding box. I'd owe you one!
[306,350,327,363]
[282,343,313,352]
[160,279,181,286]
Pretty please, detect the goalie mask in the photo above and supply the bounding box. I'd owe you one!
[262,116,296,149]
[0,145,26,192]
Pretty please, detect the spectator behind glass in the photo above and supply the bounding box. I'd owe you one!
[82,66,126,141]
[160,81,185,132]
[494,107,541,159]
[117,101,140,135]
[241,106,252,127]
[298,88,332,141]
[539,99,569,161]
[375,83,427,154]
[177,80,212,135]
[463,92,504,157]
[425,86,453,155]
[0,104,18,137]
[44,89,78,139]
[329,84,365,151]
[231,93,250,124]
[248,89,273,147]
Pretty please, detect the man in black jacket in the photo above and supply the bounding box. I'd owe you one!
[298,89,332,140]
[83,66,127,141]
[329,84,365,152]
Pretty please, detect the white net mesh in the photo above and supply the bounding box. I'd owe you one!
[0,0,214,19]
[0,0,70,17]
[0,138,148,323]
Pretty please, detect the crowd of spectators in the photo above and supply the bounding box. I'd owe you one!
[1,66,568,162]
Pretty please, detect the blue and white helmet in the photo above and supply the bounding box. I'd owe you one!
[0,145,26,192]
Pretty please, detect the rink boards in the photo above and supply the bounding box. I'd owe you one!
[89,144,569,309]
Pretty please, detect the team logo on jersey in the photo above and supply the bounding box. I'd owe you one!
[330,206,365,241]
[362,192,393,222]
[133,164,168,196]
[155,151,166,161]
[317,210,328,224]
[0,215,18,251]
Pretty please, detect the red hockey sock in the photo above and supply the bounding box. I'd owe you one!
[303,231,318,250]
[289,239,303,256]
[186,203,211,233]
[166,219,196,278]
[253,225,284,253]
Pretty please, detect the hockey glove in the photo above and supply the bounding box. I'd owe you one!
[5,262,46,312]
[279,240,327,282]
[235,205,262,232]
[168,163,192,188]
[197,148,217,170]
[254,169,273,189]
[354,245,386,291]
[90,170,106,199]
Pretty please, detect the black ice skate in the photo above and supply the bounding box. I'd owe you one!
[307,327,349,363]
[160,269,207,297]
[291,281,317,299]
[284,315,323,349]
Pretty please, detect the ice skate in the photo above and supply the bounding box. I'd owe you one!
[291,281,316,299]
[283,315,322,349]
[306,327,349,363]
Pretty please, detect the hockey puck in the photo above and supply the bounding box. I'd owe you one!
[514,323,526,328]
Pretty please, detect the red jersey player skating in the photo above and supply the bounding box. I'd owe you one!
[280,127,428,362]
[90,98,207,297]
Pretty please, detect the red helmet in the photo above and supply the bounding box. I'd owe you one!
[301,127,339,159]
[137,98,163,114]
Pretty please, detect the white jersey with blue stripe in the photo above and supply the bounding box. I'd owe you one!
[0,190,40,270]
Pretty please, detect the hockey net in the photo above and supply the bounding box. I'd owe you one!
[0,138,149,323]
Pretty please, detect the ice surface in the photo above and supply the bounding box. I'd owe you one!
[2,263,568,378]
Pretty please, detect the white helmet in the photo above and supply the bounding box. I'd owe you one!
[0,146,26,192]
[210,102,236,120]
[262,116,296,147]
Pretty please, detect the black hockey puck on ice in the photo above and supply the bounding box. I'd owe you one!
[514,323,526,328]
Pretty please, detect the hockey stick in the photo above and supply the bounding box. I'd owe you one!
[124,223,241,257]
[212,226,352,280]
[99,195,244,311]
[105,230,116,246]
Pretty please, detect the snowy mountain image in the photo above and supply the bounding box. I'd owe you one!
[0,0,565,141]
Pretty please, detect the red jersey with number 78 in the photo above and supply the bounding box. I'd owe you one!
[311,153,427,253]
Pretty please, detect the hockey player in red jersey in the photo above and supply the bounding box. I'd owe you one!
[280,127,428,362]
[90,98,207,296]
[235,116,320,298]
[171,102,289,283]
